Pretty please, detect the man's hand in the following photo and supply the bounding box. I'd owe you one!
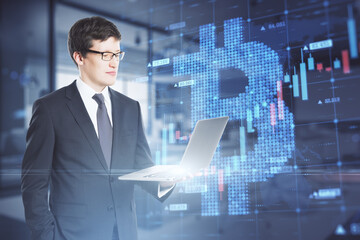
[159,171,194,188]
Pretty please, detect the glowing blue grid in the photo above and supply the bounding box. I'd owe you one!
[173,18,295,216]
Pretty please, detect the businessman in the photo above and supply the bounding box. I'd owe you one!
[21,16,174,240]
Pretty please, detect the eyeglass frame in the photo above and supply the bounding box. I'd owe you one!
[85,49,125,61]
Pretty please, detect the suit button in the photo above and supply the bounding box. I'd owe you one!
[110,176,115,183]
[107,205,114,211]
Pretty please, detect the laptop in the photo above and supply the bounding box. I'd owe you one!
[118,116,229,182]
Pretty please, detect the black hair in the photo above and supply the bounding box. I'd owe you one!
[68,16,121,66]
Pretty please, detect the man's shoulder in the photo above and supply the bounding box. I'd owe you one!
[34,81,75,106]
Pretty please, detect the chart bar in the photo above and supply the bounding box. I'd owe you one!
[308,53,315,70]
[317,63,323,72]
[284,73,290,83]
[246,109,254,133]
[347,5,358,59]
[254,104,260,118]
[155,150,161,165]
[300,62,309,100]
[218,169,224,197]
[342,50,350,74]
[240,126,246,161]
[169,123,175,143]
[162,128,167,164]
[270,103,276,127]
[333,58,341,69]
[292,67,300,97]
[277,81,284,120]
[175,130,180,140]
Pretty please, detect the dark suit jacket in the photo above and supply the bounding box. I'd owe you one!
[21,81,171,240]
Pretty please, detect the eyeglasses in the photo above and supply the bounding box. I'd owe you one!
[85,49,125,61]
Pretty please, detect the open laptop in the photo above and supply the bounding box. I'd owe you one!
[118,116,229,182]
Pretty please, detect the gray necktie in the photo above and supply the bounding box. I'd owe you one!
[93,93,113,169]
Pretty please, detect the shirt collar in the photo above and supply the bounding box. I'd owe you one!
[76,77,111,104]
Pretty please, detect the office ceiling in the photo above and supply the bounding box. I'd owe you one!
[58,0,248,34]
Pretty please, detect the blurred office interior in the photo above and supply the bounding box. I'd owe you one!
[1,0,360,239]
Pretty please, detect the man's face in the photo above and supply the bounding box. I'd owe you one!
[80,37,121,92]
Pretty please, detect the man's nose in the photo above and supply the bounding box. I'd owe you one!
[109,57,118,68]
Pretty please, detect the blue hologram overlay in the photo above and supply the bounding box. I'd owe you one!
[300,62,308,101]
[347,4,359,59]
[292,67,300,98]
[173,18,295,216]
[308,53,315,71]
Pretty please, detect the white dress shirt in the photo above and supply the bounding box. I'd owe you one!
[76,78,113,137]
[75,78,174,197]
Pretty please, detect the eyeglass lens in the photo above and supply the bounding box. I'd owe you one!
[102,52,125,61]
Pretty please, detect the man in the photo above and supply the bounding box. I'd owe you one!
[21,16,174,240]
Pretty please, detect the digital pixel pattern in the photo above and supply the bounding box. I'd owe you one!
[173,18,295,215]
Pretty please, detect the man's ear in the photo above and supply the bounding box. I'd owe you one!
[73,52,84,66]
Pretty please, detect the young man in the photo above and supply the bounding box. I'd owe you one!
[21,16,174,240]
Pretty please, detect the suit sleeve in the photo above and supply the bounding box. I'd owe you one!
[133,102,174,202]
[21,99,55,240]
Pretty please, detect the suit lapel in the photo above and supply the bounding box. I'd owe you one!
[65,81,109,173]
[109,88,126,171]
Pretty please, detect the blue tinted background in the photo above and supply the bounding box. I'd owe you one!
[1,0,360,239]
